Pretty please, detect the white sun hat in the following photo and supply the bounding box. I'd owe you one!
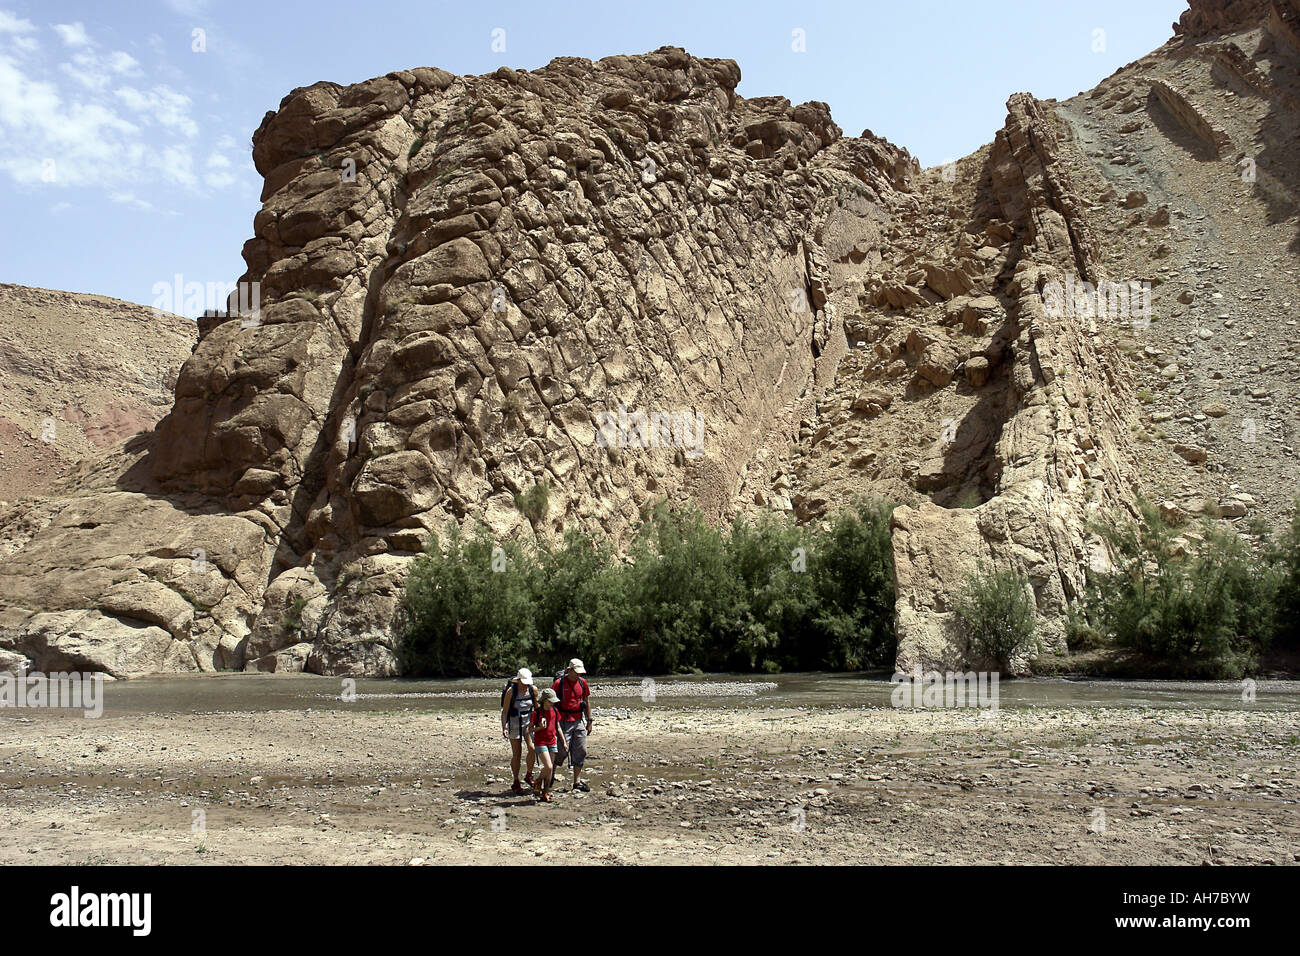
[517,667,534,685]
[567,658,586,674]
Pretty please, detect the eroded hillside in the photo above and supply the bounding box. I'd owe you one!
[0,285,195,504]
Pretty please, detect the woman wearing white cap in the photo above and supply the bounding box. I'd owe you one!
[501,667,537,795]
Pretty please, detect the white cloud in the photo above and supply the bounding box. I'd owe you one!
[0,53,59,126]
[0,10,35,33]
[0,16,240,204]
[63,45,142,91]
[163,0,211,16]
[204,152,235,189]
[52,21,89,47]
[106,50,139,73]
[114,84,198,137]
[108,191,155,211]
[158,145,196,187]
[0,9,37,54]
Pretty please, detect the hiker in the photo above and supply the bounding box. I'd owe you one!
[551,658,592,792]
[501,667,537,795]
[530,688,562,802]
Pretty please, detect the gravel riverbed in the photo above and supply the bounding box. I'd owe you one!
[1,703,1297,865]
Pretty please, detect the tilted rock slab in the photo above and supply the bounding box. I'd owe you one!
[1146,80,1233,158]
[890,94,1141,674]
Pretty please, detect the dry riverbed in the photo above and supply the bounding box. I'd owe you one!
[1,703,1298,865]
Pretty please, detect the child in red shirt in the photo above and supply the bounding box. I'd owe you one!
[530,688,561,802]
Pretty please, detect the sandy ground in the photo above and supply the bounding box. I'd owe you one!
[1,702,1298,865]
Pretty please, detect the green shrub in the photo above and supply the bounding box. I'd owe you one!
[399,525,539,676]
[512,480,551,525]
[283,594,308,634]
[617,503,751,673]
[532,528,619,666]
[1264,503,1300,651]
[953,563,1038,671]
[801,497,897,669]
[1083,499,1279,678]
[1064,603,1104,652]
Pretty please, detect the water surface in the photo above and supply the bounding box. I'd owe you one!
[8,671,1298,720]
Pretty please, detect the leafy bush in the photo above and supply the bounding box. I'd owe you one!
[399,497,897,677]
[1064,603,1105,652]
[1270,506,1300,651]
[512,481,551,525]
[953,563,1038,671]
[1081,499,1280,678]
[799,498,897,670]
[398,525,539,676]
[282,594,308,634]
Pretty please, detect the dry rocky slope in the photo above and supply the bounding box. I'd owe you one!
[1,0,1297,678]
[0,285,194,504]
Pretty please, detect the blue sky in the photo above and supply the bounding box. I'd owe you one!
[0,0,1187,317]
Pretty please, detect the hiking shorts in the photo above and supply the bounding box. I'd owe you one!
[560,720,587,769]
[507,715,533,741]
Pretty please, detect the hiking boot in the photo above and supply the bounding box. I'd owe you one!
[573,780,590,792]
[511,781,525,795]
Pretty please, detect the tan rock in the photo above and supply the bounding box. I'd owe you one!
[914,342,960,388]
[1174,443,1208,464]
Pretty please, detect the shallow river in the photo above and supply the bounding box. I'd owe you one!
[16,671,1300,719]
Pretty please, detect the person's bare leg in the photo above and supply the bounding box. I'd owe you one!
[525,739,536,781]
[510,737,522,783]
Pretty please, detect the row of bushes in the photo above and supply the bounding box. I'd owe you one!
[401,493,1300,680]
[399,498,896,676]
[959,499,1300,679]
[1071,499,1300,677]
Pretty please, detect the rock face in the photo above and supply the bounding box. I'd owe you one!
[1175,0,1270,36]
[4,1,1299,678]
[887,93,1140,673]
[0,48,917,676]
[729,0,1300,674]
[1147,80,1233,157]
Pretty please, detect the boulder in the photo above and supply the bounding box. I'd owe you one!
[915,341,961,388]
[1174,443,1208,464]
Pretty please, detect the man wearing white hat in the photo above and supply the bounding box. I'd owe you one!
[551,658,592,792]
[501,667,537,795]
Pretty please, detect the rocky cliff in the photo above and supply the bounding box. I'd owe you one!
[2,0,1297,677]
[0,49,917,676]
